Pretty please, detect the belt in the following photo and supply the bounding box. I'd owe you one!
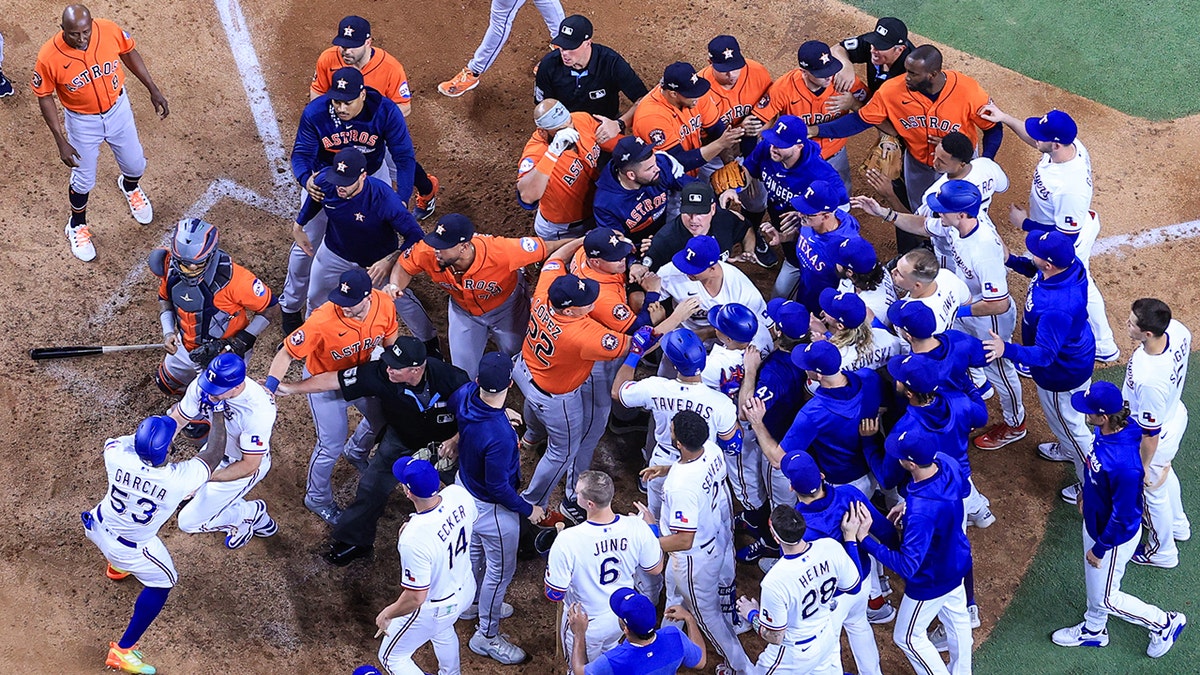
[92,505,139,548]
[529,377,555,398]
[792,634,816,646]
[84,88,125,115]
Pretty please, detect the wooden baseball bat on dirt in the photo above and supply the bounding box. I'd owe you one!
[29,343,166,360]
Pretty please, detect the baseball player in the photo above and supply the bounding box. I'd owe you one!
[632,61,744,175]
[833,237,897,328]
[890,247,972,334]
[1124,299,1192,568]
[699,36,772,133]
[1050,382,1187,658]
[437,0,564,96]
[373,458,479,675]
[635,182,752,273]
[284,66,416,335]
[813,288,907,372]
[979,105,1121,361]
[168,353,277,549]
[266,268,399,523]
[0,32,11,98]
[83,415,223,675]
[566,589,706,675]
[830,17,914,95]
[545,470,664,663]
[34,4,169,261]
[389,214,565,379]
[888,301,991,398]
[592,135,696,243]
[636,410,754,674]
[150,218,275,398]
[310,16,440,219]
[765,181,861,313]
[735,503,865,675]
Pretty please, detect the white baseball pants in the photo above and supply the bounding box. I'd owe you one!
[1072,211,1119,359]
[83,507,176,588]
[753,621,843,675]
[467,0,563,74]
[957,307,1025,428]
[1141,404,1190,566]
[177,453,272,534]
[1037,380,1093,482]
[1081,526,1168,633]
[893,583,972,675]
[727,423,766,511]
[559,606,621,665]
[378,587,474,675]
[62,90,147,194]
[671,545,754,674]
[835,587,883,675]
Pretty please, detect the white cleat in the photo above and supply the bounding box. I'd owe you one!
[65,222,96,262]
[118,175,154,224]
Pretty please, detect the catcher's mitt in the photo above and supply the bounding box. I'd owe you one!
[411,442,458,484]
[709,161,747,195]
[861,133,903,181]
[189,340,228,368]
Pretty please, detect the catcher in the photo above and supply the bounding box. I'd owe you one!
[151,218,277,405]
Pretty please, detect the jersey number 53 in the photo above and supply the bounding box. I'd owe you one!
[109,485,159,524]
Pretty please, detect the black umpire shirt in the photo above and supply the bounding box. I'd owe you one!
[338,357,470,450]
[534,43,649,119]
[837,36,914,94]
[641,209,748,271]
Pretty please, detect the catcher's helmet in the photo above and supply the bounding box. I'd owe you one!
[170,218,220,283]
[135,415,177,466]
[707,303,759,344]
[199,352,247,397]
[662,327,706,377]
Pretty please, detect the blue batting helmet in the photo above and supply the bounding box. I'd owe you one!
[661,328,707,376]
[707,303,758,344]
[135,415,177,466]
[199,352,247,396]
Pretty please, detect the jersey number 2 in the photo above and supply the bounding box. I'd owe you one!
[527,323,556,367]
[108,486,158,524]
[446,528,468,568]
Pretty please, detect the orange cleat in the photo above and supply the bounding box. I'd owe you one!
[438,68,480,98]
[106,564,131,581]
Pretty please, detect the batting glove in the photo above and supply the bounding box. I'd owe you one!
[547,127,581,157]
[630,326,660,356]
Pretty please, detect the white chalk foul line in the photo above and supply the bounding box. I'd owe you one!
[1092,220,1200,257]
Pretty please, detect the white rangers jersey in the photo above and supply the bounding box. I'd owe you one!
[618,378,739,454]
[658,261,774,352]
[758,538,862,642]
[838,328,909,372]
[838,273,897,328]
[924,218,1010,305]
[901,268,970,334]
[1028,139,1093,237]
[701,342,749,400]
[920,158,1009,268]
[661,443,729,555]
[178,379,276,460]
[545,515,663,624]
[1124,319,1192,432]
[397,484,478,599]
[95,435,211,543]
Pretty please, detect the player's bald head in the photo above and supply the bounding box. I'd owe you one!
[907,45,943,73]
[576,471,614,508]
[62,4,91,28]
[534,98,572,131]
[671,410,709,454]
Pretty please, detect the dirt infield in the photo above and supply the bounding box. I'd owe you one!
[2,0,1200,672]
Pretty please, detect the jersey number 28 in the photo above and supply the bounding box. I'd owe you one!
[109,486,158,524]
[800,577,839,619]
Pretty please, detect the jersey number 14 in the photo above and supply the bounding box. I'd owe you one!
[446,527,468,568]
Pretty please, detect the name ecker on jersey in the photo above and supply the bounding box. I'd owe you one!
[436,503,470,543]
[111,466,168,502]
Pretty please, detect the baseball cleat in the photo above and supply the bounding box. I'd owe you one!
[969,604,981,628]
[733,510,763,538]
[867,600,896,624]
[1038,442,1074,463]
[559,498,587,525]
[469,631,527,665]
[518,436,547,455]
[636,474,649,494]
[225,503,261,550]
[973,422,1026,450]
[413,174,440,220]
[1095,351,1121,364]
[459,602,513,621]
[1052,622,1109,648]
[118,176,153,224]
[1015,363,1032,378]
[757,556,780,573]
[105,564,131,581]
[249,500,277,537]
[1148,612,1187,658]
[1176,523,1191,542]
[324,542,373,566]
[930,623,951,652]
[1060,483,1082,505]
[967,507,996,529]
[0,72,13,98]
[1131,546,1178,569]
[304,497,343,526]
[732,614,754,635]
[438,68,480,97]
[752,239,779,268]
[606,416,648,436]
[736,539,781,563]
[66,222,96,262]
[106,642,156,674]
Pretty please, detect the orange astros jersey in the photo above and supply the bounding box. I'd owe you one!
[632,85,722,153]
[699,59,773,128]
[856,71,995,166]
[311,46,411,106]
[755,69,868,160]
[156,253,273,352]
[518,112,618,224]
[33,18,134,114]
[284,289,399,375]
[524,262,630,393]
[400,235,548,315]
[570,247,635,333]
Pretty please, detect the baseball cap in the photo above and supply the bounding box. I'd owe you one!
[328,67,365,101]
[333,16,370,48]
[796,40,842,79]
[609,588,657,635]
[584,227,633,262]
[780,451,822,495]
[819,288,867,328]
[610,135,654,172]
[552,15,593,50]
[887,300,937,339]
[392,457,440,498]
[791,340,841,376]
[1026,231,1075,268]
[477,352,514,393]
[885,426,937,466]
[790,180,842,215]
[887,353,942,395]
[672,235,722,275]
[707,35,746,72]
[548,273,600,309]
[832,236,878,275]
[1071,381,1125,415]
[329,268,372,306]
[767,298,808,340]
[381,336,427,369]
[924,180,982,218]
[862,17,908,50]
[425,214,475,249]
[761,115,806,149]
[707,303,759,344]
[325,147,367,187]
[680,182,716,215]
[662,62,711,99]
[1025,110,1078,145]
[353,666,383,675]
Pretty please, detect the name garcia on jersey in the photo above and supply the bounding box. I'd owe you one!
[112,468,167,502]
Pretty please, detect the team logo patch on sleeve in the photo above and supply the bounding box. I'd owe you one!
[31,71,43,88]
[398,82,411,98]
[649,129,667,147]
[675,511,688,523]
[519,157,536,174]
[404,568,416,583]
[289,330,305,346]
[520,237,540,252]
[544,260,563,272]
[601,334,620,350]
[756,94,770,108]
[252,279,267,296]
[613,305,631,321]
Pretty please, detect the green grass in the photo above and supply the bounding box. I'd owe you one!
[973,358,1200,673]
[843,1,1200,119]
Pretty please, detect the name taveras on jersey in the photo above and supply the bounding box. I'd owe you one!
[437,504,469,542]
[648,396,713,419]
[67,60,121,92]
[112,468,167,501]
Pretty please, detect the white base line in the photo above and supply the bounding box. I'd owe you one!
[1092,220,1200,257]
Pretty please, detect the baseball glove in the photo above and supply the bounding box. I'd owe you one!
[709,161,747,194]
[189,340,228,368]
[861,133,903,181]
[412,442,458,484]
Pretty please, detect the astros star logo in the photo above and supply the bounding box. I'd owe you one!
[723,48,734,59]
[336,78,348,90]
[343,26,355,37]
[609,234,620,246]
[337,161,347,172]
[340,282,350,293]
[819,53,830,64]
[435,224,445,235]
[577,279,587,291]
[355,212,365,222]
[690,73,699,84]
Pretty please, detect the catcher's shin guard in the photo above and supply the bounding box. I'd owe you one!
[154,363,188,396]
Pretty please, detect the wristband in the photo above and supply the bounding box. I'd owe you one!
[537,152,560,175]
[649,523,660,537]
[643,291,661,306]
[617,118,627,134]
[159,310,176,336]
[747,609,760,628]
[956,304,973,318]
[623,352,643,369]
[265,376,280,394]
[885,209,898,224]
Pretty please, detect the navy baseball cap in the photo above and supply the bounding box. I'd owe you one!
[477,352,514,393]
[1026,231,1075,268]
[609,588,657,635]
[885,427,936,466]
[796,40,842,79]
[1071,381,1125,415]
[767,298,808,340]
[707,35,746,72]
[329,268,372,306]
[1025,110,1077,145]
[382,336,427,369]
[548,273,600,309]
[325,147,367,187]
[781,451,822,495]
[862,17,908,50]
[584,227,633,262]
[791,340,841,376]
[393,457,440,498]
[790,180,842,215]
[819,288,866,328]
[425,214,475,249]
[924,180,982,218]
[680,182,716,215]
[761,115,806,149]
[887,300,937,339]
[333,16,371,48]
[662,62,711,99]
[672,235,722,275]
[833,236,878,275]
[887,354,942,395]
[611,136,654,171]
[328,67,365,101]
[552,15,593,50]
